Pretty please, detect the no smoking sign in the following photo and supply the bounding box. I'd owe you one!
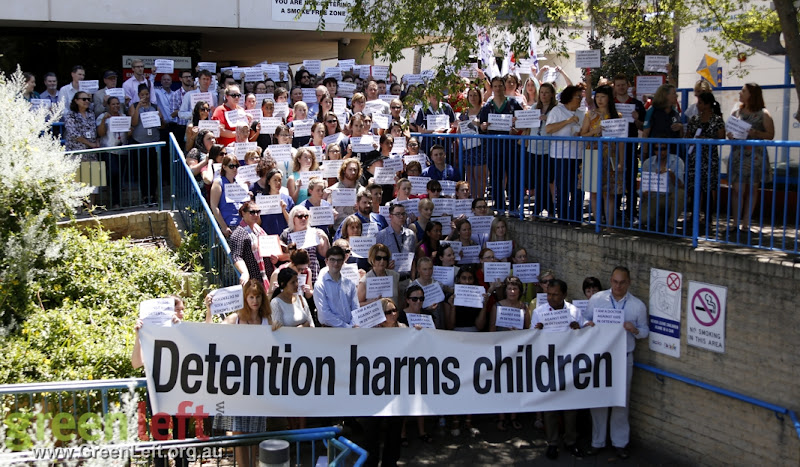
[687,281,727,353]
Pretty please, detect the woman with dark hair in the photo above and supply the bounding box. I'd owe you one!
[22,72,39,101]
[185,101,211,152]
[186,128,215,177]
[580,85,623,225]
[201,143,227,195]
[316,92,334,123]
[228,199,280,290]
[685,92,725,225]
[271,267,314,328]
[266,123,297,185]
[545,85,584,222]
[726,83,775,234]
[525,82,558,217]
[65,91,98,152]
[251,165,293,235]
[204,279,273,467]
[416,220,443,259]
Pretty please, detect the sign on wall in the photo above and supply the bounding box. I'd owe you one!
[271,0,351,24]
[686,281,727,353]
[648,268,682,358]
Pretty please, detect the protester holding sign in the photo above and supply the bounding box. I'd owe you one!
[210,154,244,237]
[205,279,273,467]
[642,84,683,152]
[65,91,98,152]
[409,257,445,328]
[579,85,624,226]
[358,243,401,308]
[726,83,774,234]
[128,83,164,203]
[583,266,648,460]
[251,166,293,235]
[545,85,584,222]
[531,278,589,459]
[185,101,212,153]
[212,85,245,146]
[131,295,185,369]
[271,267,314,331]
[279,205,330,286]
[229,200,280,291]
[639,139,685,232]
[525,82,558,217]
[95,96,129,208]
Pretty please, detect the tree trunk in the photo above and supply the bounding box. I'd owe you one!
[413,46,422,74]
[773,0,800,123]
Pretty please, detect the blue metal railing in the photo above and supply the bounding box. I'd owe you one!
[635,362,800,441]
[65,142,167,211]
[414,132,800,254]
[168,134,240,287]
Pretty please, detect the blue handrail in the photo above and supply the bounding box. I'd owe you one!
[635,362,800,440]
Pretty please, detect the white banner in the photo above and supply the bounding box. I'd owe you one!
[140,323,627,416]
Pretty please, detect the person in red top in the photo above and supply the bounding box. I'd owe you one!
[212,84,244,146]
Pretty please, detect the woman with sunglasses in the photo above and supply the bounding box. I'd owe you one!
[201,144,227,196]
[184,101,211,152]
[210,154,244,237]
[65,91,99,152]
[358,243,401,308]
[279,205,330,286]
[226,199,280,289]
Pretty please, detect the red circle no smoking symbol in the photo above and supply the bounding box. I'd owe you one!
[667,273,681,291]
[691,288,721,326]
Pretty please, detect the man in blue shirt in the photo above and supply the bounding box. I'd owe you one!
[421,144,457,181]
[314,246,360,327]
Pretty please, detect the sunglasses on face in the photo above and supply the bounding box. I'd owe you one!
[228,93,242,98]
[326,120,338,124]
[384,308,398,314]
[296,214,309,219]
[227,164,239,169]
[247,210,261,215]
[374,255,390,262]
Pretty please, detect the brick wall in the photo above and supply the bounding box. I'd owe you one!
[508,219,800,465]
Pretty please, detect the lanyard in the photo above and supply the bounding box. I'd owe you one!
[393,231,403,251]
[610,295,628,310]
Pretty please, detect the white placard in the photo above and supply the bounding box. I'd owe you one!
[338,59,355,70]
[373,167,395,185]
[483,262,511,283]
[140,111,161,129]
[410,176,432,195]
[341,263,359,284]
[351,300,386,328]
[421,283,445,308]
[426,114,450,132]
[255,194,283,215]
[397,198,419,216]
[640,172,670,193]
[325,67,343,81]
[538,308,570,331]
[406,313,435,329]
[542,67,560,84]
[616,103,635,123]
[403,154,427,165]
[246,109,263,121]
[439,180,456,197]
[601,118,628,138]
[105,88,126,100]
[432,197,454,216]
[331,187,357,207]
[392,252,414,273]
[268,144,293,164]
[458,120,481,150]
[496,306,524,329]
[337,82,356,98]
[226,108,247,126]
[224,181,250,203]
[430,216,452,236]
[323,133,344,147]
[262,65,281,81]
[468,216,494,236]
[372,113,390,130]
[390,136,406,154]
[371,65,389,80]
[273,102,290,120]
[454,284,485,307]
[575,50,602,69]
[299,170,324,186]
[379,94,395,104]
[292,119,314,138]
[362,222,379,237]
[29,98,50,111]
[256,93,274,105]
[301,88,318,105]
[349,236,376,258]
[515,109,541,129]
[593,308,624,325]
[512,263,541,283]
[197,62,217,73]
[441,240,461,257]
[644,55,670,73]
[242,67,262,82]
[364,100,387,116]
[648,268,683,358]
[235,163,259,185]
[405,74,424,85]
[289,229,320,249]
[261,116,282,135]
[309,205,335,226]
[235,141,258,160]
[573,300,589,315]
[139,298,174,327]
[258,234,283,258]
[537,293,549,306]
[487,113,512,132]
[727,116,752,140]
[486,240,513,260]
[366,275,394,299]
[154,59,174,74]
[198,119,220,137]
[686,281,727,353]
[453,199,473,217]
[210,285,244,315]
[108,116,132,133]
[303,60,322,75]
[190,92,214,109]
[382,156,403,174]
[635,75,664,96]
[351,135,375,154]
[459,245,481,264]
[432,266,455,287]
[79,80,99,93]
[322,160,344,178]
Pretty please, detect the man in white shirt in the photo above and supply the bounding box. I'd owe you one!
[532,278,589,460]
[58,65,85,110]
[364,80,390,116]
[123,59,155,105]
[314,246,360,327]
[583,266,649,460]
[178,70,217,121]
[41,72,59,105]
[153,73,175,141]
